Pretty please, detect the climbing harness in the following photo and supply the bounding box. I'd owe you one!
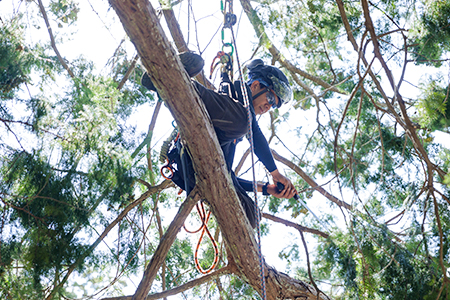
[219,0,268,298]
[159,127,178,164]
[184,201,220,274]
[160,128,220,274]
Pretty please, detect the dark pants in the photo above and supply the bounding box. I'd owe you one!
[193,82,257,228]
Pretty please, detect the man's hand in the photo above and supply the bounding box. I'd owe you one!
[264,184,286,199]
[269,169,297,199]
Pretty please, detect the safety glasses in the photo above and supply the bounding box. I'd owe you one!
[266,90,278,108]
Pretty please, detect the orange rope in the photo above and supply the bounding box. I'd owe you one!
[160,159,174,180]
[184,202,219,274]
[209,51,232,79]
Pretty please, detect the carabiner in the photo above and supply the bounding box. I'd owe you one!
[222,42,234,57]
[160,159,174,180]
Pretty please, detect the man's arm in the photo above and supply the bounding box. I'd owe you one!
[249,119,297,199]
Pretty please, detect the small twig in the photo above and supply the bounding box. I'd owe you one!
[299,228,327,300]
[37,0,75,78]
[263,212,329,239]
[118,54,139,91]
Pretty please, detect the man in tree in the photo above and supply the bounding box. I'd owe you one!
[142,52,297,227]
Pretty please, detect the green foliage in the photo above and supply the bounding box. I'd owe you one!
[2,151,89,286]
[0,21,33,99]
[162,237,196,289]
[49,0,80,26]
[415,80,450,131]
[314,220,445,299]
[317,234,357,292]
[410,0,450,66]
[0,267,45,300]
[0,238,21,277]
[0,9,148,294]
[0,18,62,101]
[259,0,357,85]
[218,274,260,299]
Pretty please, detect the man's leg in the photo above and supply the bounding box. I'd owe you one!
[141,52,204,91]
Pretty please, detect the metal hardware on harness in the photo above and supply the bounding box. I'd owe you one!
[209,51,233,80]
[217,0,235,79]
[160,129,180,181]
[184,201,220,274]
[223,12,236,28]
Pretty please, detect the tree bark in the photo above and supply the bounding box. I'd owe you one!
[108,0,328,299]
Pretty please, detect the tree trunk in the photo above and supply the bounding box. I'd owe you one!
[108,0,327,299]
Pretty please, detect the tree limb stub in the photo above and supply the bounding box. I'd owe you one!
[109,0,326,298]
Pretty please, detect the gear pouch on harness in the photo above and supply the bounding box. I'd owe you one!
[160,132,196,195]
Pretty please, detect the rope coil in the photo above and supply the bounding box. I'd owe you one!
[184,202,220,274]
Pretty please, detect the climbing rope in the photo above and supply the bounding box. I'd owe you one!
[231,27,267,300]
[221,0,268,298]
[184,201,220,274]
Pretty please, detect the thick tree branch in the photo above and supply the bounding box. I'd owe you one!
[37,0,75,78]
[335,0,359,52]
[132,187,200,299]
[118,54,139,90]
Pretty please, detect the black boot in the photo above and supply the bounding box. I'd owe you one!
[141,52,204,91]
[179,52,204,77]
[141,72,156,91]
